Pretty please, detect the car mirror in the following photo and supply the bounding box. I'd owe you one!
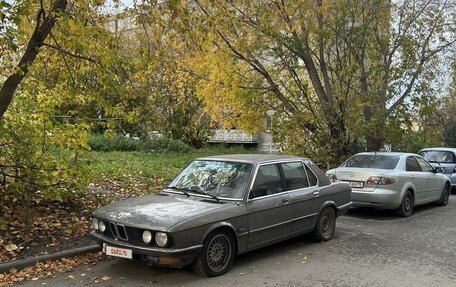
[434,167,443,173]
[249,186,268,199]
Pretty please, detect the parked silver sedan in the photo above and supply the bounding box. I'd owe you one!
[326,152,451,217]
[418,147,456,192]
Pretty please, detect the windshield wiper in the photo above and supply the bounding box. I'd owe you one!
[165,186,220,201]
[165,186,190,197]
[188,188,220,202]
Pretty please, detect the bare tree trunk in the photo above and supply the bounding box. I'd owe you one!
[0,0,68,119]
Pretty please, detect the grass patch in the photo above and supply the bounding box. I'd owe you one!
[86,145,258,196]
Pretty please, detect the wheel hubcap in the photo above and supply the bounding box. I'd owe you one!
[404,196,411,211]
[206,234,231,272]
[321,210,334,237]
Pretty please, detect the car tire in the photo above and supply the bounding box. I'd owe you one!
[192,230,235,277]
[312,207,336,242]
[396,190,413,217]
[438,184,450,206]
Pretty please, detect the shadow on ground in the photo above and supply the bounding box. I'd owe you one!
[343,202,442,221]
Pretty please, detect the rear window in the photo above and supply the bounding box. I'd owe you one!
[419,151,455,163]
[342,154,399,169]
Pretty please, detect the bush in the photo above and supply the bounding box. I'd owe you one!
[88,134,139,152]
[140,137,192,153]
[88,134,192,153]
[1,93,91,227]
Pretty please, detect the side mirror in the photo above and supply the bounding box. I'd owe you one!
[249,186,268,199]
[434,167,443,173]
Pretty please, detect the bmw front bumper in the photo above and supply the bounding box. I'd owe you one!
[90,231,202,267]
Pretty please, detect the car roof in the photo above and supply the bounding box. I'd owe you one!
[353,152,417,157]
[419,147,456,153]
[196,154,306,164]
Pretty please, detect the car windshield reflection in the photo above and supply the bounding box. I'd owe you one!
[420,151,455,163]
[167,161,253,200]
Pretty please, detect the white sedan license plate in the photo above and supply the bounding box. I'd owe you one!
[349,181,363,188]
[104,244,133,259]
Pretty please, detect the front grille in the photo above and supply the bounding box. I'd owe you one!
[117,224,128,240]
[103,222,157,246]
[108,222,128,241]
[109,222,116,237]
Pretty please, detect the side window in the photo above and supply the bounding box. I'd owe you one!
[415,157,434,172]
[280,162,309,191]
[304,164,318,186]
[406,157,422,172]
[252,164,283,195]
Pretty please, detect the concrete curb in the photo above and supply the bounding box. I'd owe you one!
[0,244,101,273]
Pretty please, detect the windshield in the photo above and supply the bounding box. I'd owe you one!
[342,154,400,169]
[419,151,455,163]
[168,160,253,200]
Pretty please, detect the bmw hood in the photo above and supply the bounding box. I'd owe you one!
[92,193,228,231]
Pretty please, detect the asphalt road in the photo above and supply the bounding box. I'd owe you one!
[18,197,456,287]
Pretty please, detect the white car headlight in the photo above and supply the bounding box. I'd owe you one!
[92,218,99,230]
[155,232,168,247]
[98,220,106,232]
[142,230,153,244]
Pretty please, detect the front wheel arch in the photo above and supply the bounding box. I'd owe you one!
[201,223,238,254]
[438,183,451,206]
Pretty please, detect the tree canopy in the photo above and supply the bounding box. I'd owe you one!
[0,0,455,206]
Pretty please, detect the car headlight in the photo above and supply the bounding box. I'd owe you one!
[92,218,99,230]
[142,230,153,244]
[98,220,106,232]
[155,232,168,247]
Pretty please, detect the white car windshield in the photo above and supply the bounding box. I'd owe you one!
[168,160,253,200]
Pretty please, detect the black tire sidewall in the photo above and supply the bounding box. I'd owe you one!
[400,191,413,217]
[194,230,235,277]
[441,185,450,206]
[314,207,336,241]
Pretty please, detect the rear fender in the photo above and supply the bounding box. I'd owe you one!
[319,201,337,215]
[401,182,415,204]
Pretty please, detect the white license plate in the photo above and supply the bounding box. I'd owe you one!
[349,181,364,188]
[104,244,133,259]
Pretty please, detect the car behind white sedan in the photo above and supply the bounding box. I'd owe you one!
[326,152,451,217]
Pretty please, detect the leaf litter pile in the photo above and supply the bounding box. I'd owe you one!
[0,176,166,285]
[0,253,107,287]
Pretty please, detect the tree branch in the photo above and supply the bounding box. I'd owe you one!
[0,0,68,119]
[41,42,97,63]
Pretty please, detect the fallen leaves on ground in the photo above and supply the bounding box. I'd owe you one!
[0,197,94,263]
[0,174,164,284]
[0,252,107,287]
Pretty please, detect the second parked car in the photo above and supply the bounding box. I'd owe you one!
[418,147,456,192]
[326,152,451,217]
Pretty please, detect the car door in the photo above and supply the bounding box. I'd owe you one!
[415,156,441,201]
[279,161,320,236]
[246,163,292,249]
[405,156,427,204]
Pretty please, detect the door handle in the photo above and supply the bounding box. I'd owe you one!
[281,198,289,203]
[410,175,415,179]
[313,191,320,197]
